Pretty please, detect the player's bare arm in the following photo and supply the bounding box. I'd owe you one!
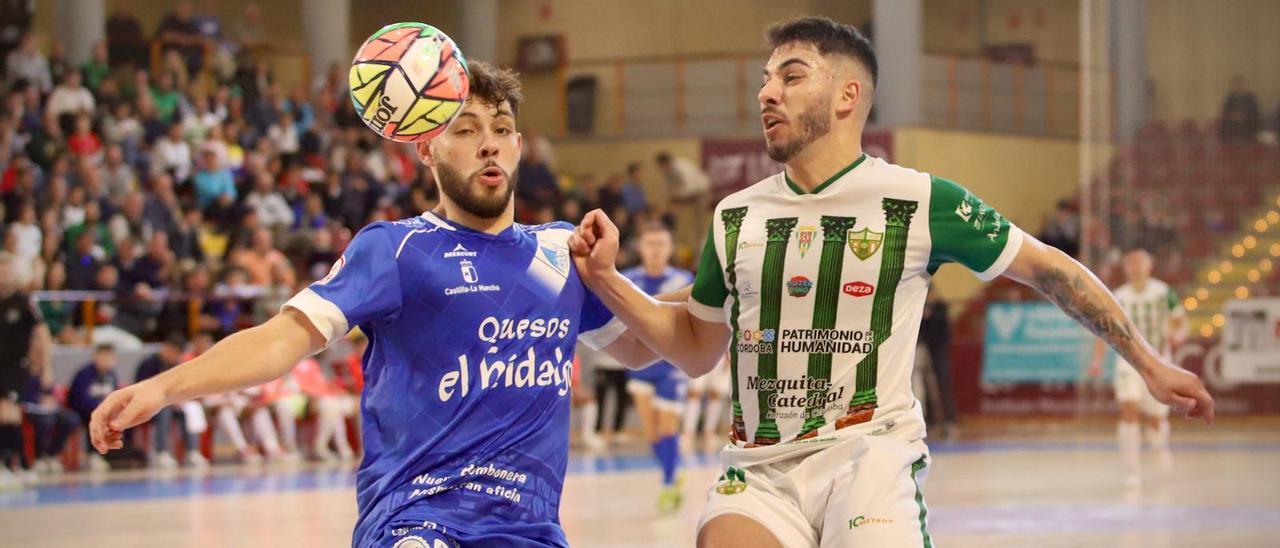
[598,285,694,370]
[571,209,731,376]
[1002,234,1214,423]
[88,308,326,453]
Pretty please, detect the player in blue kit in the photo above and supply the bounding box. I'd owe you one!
[88,62,664,547]
[620,221,695,513]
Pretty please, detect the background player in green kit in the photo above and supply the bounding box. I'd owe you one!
[569,16,1215,548]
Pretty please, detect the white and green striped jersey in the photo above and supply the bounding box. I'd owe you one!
[1113,279,1183,359]
[688,154,1023,449]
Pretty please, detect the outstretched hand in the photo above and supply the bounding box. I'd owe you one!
[569,208,621,286]
[1142,359,1215,424]
[88,381,168,454]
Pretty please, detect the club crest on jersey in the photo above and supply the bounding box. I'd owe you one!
[842,281,874,297]
[796,225,816,257]
[847,228,883,261]
[536,241,571,279]
[787,276,813,297]
[459,259,478,284]
[317,256,345,285]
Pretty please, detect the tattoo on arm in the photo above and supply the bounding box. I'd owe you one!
[1031,267,1141,364]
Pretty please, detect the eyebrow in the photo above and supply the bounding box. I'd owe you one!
[762,58,813,76]
[456,109,515,121]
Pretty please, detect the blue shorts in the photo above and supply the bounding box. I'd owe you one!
[627,363,687,413]
[371,517,565,547]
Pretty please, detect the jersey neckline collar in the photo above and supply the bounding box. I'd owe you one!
[420,211,521,243]
[783,153,868,196]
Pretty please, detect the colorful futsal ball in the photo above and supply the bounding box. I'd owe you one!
[349,22,470,143]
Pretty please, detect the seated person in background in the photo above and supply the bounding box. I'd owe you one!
[20,371,81,475]
[68,344,119,471]
[135,334,206,468]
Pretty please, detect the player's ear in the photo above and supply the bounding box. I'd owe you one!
[835,76,860,117]
[516,131,524,157]
[416,139,437,168]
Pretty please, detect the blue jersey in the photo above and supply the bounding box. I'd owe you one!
[621,266,693,384]
[285,212,620,547]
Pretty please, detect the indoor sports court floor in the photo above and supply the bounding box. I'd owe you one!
[2,418,1277,547]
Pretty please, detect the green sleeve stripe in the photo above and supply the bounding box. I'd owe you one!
[1167,286,1179,311]
[691,227,729,308]
[927,176,1013,276]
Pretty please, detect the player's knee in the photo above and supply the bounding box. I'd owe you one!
[698,514,785,548]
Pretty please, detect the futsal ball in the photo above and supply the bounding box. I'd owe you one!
[349,22,470,143]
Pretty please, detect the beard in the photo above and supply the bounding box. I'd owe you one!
[435,161,518,219]
[765,94,833,163]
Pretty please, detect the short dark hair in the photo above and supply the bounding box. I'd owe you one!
[637,220,672,237]
[626,162,641,176]
[655,152,672,165]
[766,17,878,87]
[466,60,523,119]
[94,343,115,354]
[1122,243,1150,255]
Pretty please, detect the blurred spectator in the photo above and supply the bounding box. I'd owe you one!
[151,71,184,124]
[9,203,41,263]
[106,2,148,69]
[5,32,51,93]
[81,42,111,92]
[68,344,119,471]
[232,227,294,288]
[655,151,710,243]
[517,131,559,211]
[134,335,200,468]
[596,174,624,217]
[621,162,648,214]
[235,3,267,49]
[66,114,102,161]
[246,171,295,228]
[153,122,193,182]
[156,1,207,76]
[46,67,94,123]
[193,147,235,209]
[919,290,958,438]
[1220,75,1261,142]
[20,372,80,475]
[1040,199,1080,257]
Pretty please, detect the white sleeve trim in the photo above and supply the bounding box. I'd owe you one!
[281,288,350,346]
[578,316,627,351]
[974,224,1025,282]
[688,296,727,323]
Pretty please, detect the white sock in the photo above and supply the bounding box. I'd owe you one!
[274,401,298,453]
[580,401,599,439]
[682,396,702,435]
[1118,421,1142,478]
[217,406,250,452]
[702,396,726,436]
[252,408,282,456]
[1145,418,1171,452]
[313,399,335,454]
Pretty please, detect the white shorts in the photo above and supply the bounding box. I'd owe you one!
[687,358,731,395]
[699,434,932,547]
[626,379,686,414]
[1114,359,1170,417]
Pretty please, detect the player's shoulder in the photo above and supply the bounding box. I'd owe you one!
[517,220,576,249]
[351,214,456,254]
[620,265,645,280]
[715,172,786,210]
[670,267,695,283]
[521,220,576,235]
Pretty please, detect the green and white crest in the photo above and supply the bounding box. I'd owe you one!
[847,228,884,261]
[714,466,748,495]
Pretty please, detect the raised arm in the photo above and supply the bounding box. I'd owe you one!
[571,210,731,376]
[1002,234,1213,422]
[89,308,325,453]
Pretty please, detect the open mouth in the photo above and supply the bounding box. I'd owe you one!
[476,166,506,187]
[762,113,785,133]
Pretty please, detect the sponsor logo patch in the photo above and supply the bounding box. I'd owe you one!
[786,275,813,297]
[842,281,874,297]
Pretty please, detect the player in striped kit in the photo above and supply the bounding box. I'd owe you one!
[1091,246,1187,486]
[570,17,1214,547]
